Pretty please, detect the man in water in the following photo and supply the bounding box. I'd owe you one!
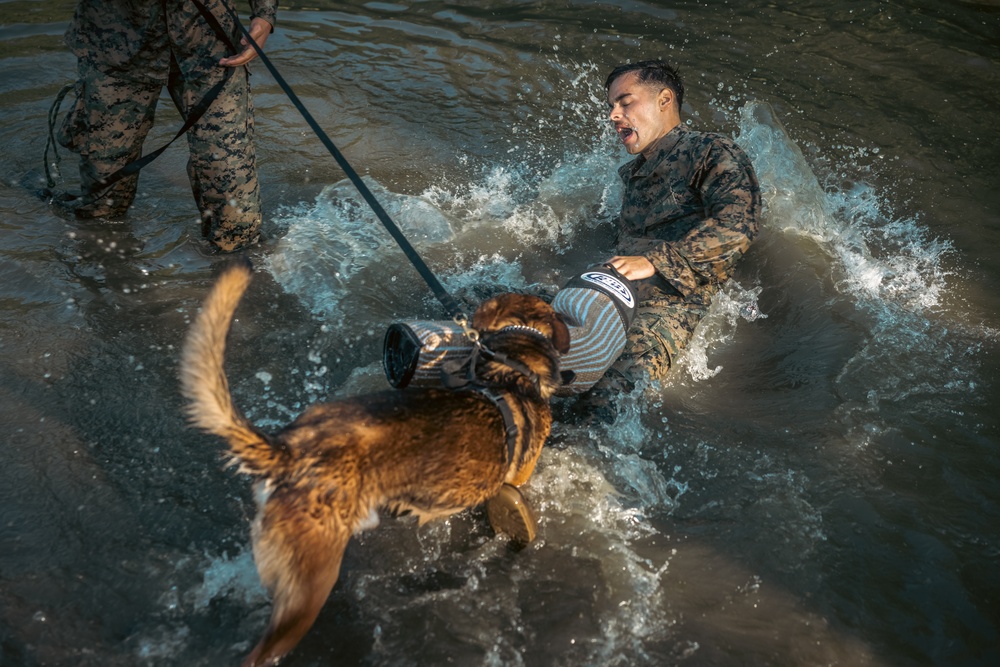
[582,60,760,418]
[56,0,276,252]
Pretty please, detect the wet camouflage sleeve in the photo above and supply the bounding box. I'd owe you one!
[603,126,760,381]
[66,0,277,83]
[615,127,760,299]
[250,0,277,28]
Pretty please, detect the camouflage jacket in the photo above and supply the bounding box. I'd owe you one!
[66,0,277,84]
[615,124,760,302]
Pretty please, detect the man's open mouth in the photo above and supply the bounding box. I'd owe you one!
[617,127,634,142]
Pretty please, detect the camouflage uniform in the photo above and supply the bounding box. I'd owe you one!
[58,0,277,252]
[610,124,760,382]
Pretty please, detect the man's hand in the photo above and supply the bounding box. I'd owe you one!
[219,17,272,67]
[608,255,656,281]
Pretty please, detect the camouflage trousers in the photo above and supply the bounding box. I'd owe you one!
[57,58,261,252]
[610,289,715,383]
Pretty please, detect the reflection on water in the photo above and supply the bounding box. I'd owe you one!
[1,1,999,666]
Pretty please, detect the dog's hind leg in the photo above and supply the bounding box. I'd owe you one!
[242,488,351,667]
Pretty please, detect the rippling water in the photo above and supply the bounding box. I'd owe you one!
[2,1,999,665]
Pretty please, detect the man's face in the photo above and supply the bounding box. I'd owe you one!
[607,72,679,157]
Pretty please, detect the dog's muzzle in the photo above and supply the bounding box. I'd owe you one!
[382,264,638,395]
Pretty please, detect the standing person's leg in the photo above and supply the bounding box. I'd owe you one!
[57,60,160,218]
[173,64,261,252]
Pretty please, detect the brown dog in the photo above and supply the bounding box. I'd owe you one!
[179,262,570,667]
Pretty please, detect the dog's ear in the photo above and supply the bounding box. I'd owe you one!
[550,312,571,355]
[471,296,501,332]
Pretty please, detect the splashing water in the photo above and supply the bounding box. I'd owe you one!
[251,77,976,667]
[737,101,953,316]
[266,177,456,317]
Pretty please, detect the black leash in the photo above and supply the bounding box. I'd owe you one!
[200,0,468,325]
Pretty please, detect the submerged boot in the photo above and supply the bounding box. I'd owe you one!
[486,484,537,544]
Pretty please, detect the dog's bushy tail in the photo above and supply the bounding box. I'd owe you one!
[180,261,286,476]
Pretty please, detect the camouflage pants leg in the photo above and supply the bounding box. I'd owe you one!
[57,60,160,217]
[170,65,261,252]
[610,294,712,383]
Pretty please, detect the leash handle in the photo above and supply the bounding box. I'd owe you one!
[207,0,468,323]
[43,83,76,189]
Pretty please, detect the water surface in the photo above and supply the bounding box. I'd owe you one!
[1,1,998,665]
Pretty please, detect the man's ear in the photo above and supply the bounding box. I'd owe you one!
[658,87,674,111]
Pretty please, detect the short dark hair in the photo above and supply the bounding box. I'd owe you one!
[605,60,684,110]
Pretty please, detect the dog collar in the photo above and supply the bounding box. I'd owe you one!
[497,324,547,340]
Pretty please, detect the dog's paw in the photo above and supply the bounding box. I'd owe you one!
[486,484,537,544]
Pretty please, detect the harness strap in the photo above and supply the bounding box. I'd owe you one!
[473,387,520,468]
[437,324,558,471]
[438,346,522,470]
[441,326,552,396]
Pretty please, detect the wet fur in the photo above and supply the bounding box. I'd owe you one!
[179,262,569,667]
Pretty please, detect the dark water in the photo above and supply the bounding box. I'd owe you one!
[2,1,999,665]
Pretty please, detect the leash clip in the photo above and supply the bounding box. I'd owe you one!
[453,312,480,345]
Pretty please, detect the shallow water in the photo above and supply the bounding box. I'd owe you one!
[1,1,999,665]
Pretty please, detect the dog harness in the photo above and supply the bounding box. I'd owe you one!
[473,387,521,469]
[437,325,551,470]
